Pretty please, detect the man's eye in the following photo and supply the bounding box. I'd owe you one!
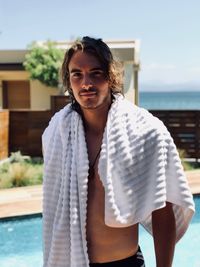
[91,71,104,77]
[72,72,82,78]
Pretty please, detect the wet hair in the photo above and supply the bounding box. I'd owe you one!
[61,36,123,112]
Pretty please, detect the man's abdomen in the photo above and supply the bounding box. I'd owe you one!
[86,174,139,263]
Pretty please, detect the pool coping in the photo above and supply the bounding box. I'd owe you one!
[0,213,42,222]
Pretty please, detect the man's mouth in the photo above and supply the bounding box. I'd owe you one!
[79,88,97,97]
[79,92,96,96]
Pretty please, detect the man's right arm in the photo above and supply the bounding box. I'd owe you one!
[152,202,176,267]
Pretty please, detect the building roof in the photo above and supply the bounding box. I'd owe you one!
[0,40,140,65]
[0,50,27,64]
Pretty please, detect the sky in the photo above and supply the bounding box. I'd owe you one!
[0,0,200,90]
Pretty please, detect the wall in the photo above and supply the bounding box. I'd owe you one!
[123,62,136,103]
[0,71,29,108]
[30,80,58,110]
[0,70,59,110]
[0,71,29,109]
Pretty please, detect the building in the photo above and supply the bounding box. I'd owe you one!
[0,40,140,110]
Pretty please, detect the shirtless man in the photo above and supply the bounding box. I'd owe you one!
[42,36,194,267]
[66,41,144,266]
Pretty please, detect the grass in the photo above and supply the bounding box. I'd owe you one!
[0,152,43,189]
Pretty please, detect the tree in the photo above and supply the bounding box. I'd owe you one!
[23,41,64,88]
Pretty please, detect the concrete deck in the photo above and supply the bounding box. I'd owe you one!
[0,171,199,219]
[185,169,200,195]
[0,185,42,219]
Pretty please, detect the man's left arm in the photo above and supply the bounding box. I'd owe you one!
[152,202,176,267]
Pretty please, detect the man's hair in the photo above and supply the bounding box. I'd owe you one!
[61,36,123,111]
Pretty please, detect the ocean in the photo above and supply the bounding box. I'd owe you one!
[139,91,200,110]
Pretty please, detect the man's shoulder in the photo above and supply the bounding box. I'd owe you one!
[122,100,168,136]
[42,104,73,142]
[42,103,77,155]
[47,103,74,129]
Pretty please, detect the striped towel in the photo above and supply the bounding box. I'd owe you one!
[42,94,195,267]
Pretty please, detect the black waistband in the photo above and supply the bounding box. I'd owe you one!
[89,246,145,267]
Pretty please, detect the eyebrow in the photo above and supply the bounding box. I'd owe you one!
[70,68,81,74]
[70,67,104,73]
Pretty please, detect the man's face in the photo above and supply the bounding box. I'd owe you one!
[68,51,111,111]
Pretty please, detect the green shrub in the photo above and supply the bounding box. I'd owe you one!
[23,41,64,87]
[178,149,194,171]
[0,152,43,189]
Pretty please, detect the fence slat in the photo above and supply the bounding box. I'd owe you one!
[0,110,9,160]
[9,110,51,157]
[150,110,200,160]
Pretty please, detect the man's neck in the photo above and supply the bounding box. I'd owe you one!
[82,105,110,135]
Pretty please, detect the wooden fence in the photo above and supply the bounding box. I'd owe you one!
[2,96,69,158]
[2,105,200,159]
[9,110,51,157]
[0,110,9,160]
[150,110,200,160]
[51,95,70,113]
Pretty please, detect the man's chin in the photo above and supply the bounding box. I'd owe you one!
[79,97,112,112]
[81,104,98,110]
[79,99,99,110]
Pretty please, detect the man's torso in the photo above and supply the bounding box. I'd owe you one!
[86,132,139,263]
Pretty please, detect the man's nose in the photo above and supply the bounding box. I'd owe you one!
[81,74,93,89]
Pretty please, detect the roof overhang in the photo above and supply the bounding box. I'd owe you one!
[0,40,140,65]
[0,50,27,64]
[54,40,140,64]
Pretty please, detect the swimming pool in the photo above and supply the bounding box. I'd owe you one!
[0,214,42,267]
[139,195,200,267]
[0,196,199,267]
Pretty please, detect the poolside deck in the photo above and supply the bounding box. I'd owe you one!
[0,171,199,219]
[0,185,42,219]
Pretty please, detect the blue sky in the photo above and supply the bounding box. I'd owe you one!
[0,0,200,89]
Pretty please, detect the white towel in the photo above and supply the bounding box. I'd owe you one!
[42,94,195,267]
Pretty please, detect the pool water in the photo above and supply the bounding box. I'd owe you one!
[0,215,42,267]
[0,197,199,267]
[139,196,200,267]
